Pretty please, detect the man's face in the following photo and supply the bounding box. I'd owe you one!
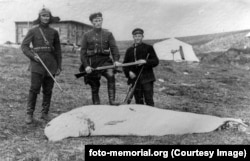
[92,17,103,28]
[40,13,50,24]
[133,34,144,44]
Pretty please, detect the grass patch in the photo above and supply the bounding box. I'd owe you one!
[1,45,250,160]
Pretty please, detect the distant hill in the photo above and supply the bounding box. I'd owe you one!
[194,30,250,53]
[177,30,249,45]
[176,29,250,54]
[117,29,250,55]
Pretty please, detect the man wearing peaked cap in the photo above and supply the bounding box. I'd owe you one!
[89,12,102,21]
[80,12,121,105]
[123,28,159,106]
[21,7,62,124]
[132,28,144,35]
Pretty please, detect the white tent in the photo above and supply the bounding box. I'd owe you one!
[153,38,200,62]
[245,32,250,37]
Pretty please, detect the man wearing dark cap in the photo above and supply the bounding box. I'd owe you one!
[123,28,159,106]
[21,8,62,124]
[80,12,121,105]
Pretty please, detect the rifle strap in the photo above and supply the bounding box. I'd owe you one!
[39,27,50,46]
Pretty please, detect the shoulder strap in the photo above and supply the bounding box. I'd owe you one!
[39,27,50,46]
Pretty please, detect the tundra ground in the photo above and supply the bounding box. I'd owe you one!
[0,45,250,161]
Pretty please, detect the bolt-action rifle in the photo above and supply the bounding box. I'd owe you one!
[33,52,63,91]
[74,61,145,79]
[123,64,145,104]
[123,54,150,104]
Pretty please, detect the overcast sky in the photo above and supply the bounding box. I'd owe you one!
[1,0,250,43]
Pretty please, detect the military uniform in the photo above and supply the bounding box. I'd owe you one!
[80,27,120,105]
[123,35,159,106]
[21,8,62,123]
[22,25,62,75]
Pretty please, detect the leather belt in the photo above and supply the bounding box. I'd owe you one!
[86,49,110,56]
[33,47,52,52]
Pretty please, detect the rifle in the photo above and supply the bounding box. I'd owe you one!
[123,65,144,104]
[34,52,63,91]
[74,61,145,79]
[123,54,150,104]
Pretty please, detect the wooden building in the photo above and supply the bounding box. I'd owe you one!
[15,20,93,45]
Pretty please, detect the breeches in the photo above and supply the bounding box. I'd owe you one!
[84,69,115,93]
[30,72,54,95]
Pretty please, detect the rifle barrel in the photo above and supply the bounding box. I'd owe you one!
[74,61,145,79]
[35,54,63,91]
[123,54,150,104]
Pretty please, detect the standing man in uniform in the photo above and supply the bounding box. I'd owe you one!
[21,8,62,124]
[80,12,121,105]
[123,28,159,106]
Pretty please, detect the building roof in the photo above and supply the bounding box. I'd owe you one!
[15,20,92,28]
[59,20,92,28]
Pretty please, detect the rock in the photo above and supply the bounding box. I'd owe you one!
[158,79,165,82]
[159,87,166,92]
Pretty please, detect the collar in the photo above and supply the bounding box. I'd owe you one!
[93,28,102,32]
[133,42,143,48]
[39,23,49,28]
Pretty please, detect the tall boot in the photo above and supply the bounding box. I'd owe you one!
[91,86,100,105]
[25,91,37,124]
[41,93,52,121]
[108,82,120,106]
[92,93,100,105]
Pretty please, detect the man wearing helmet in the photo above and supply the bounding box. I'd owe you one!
[21,8,62,124]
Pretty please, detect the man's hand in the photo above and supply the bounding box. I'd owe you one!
[85,66,92,74]
[129,71,136,79]
[114,61,122,67]
[136,59,146,66]
[55,68,61,76]
[34,55,40,62]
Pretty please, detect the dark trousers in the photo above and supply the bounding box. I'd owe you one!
[85,69,116,105]
[134,81,154,106]
[26,72,54,115]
